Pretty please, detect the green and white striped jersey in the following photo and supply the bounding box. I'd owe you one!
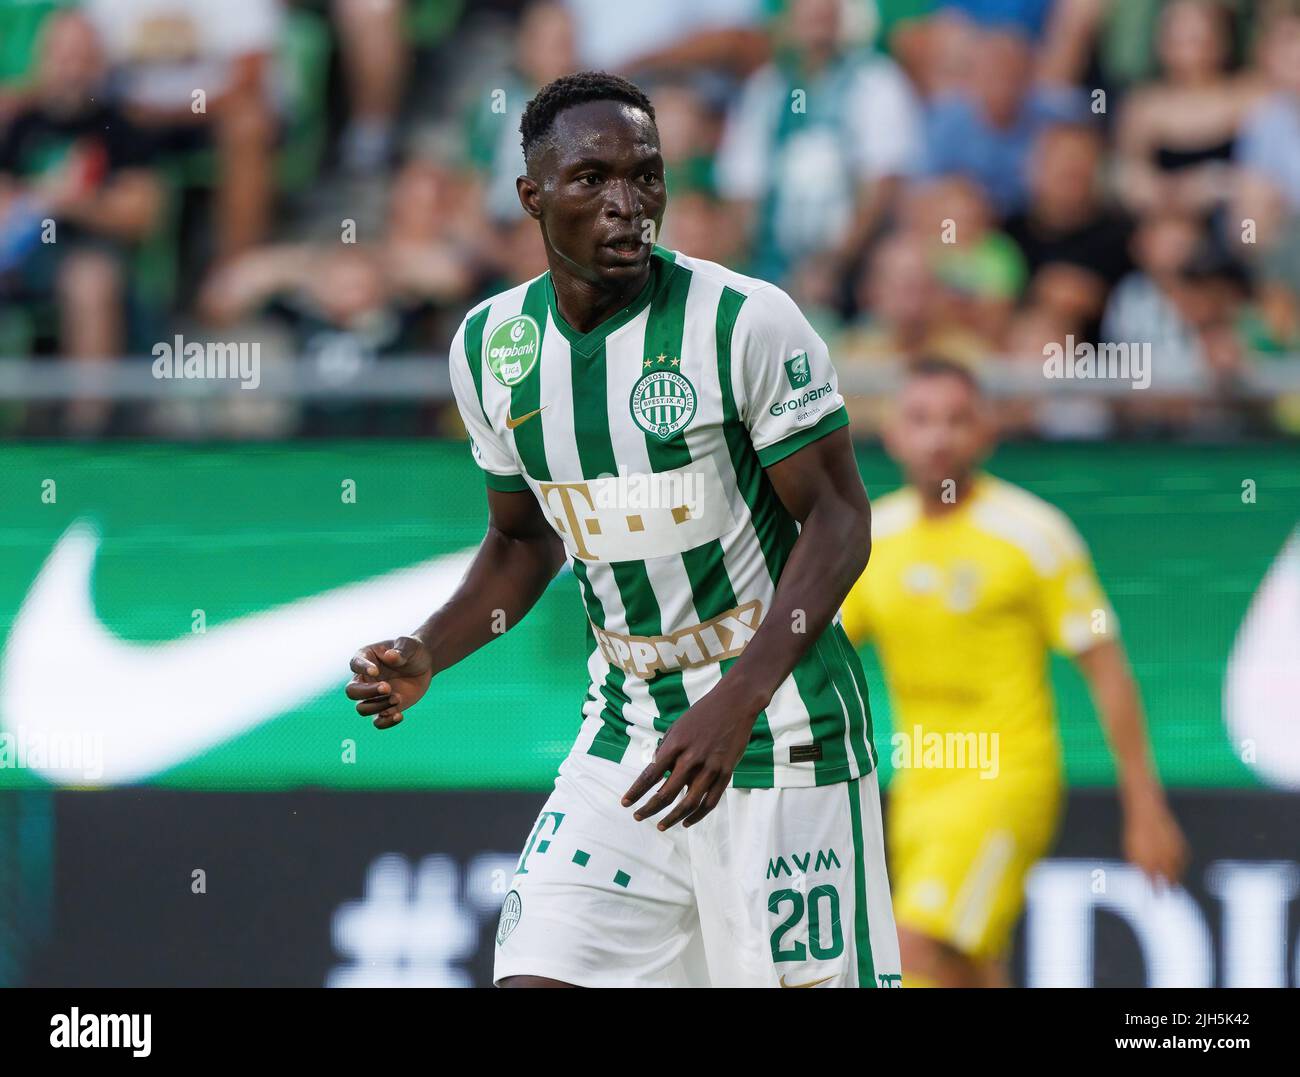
[448,246,875,788]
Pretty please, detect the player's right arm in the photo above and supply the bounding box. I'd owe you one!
[1032,501,1188,886]
[345,307,565,729]
[345,484,565,729]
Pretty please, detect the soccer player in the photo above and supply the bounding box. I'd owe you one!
[840,358,1189,987]
[344,72,899,988]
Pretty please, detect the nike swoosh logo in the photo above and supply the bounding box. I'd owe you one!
[505,406,546,430]
[0,520,477,787]
[779,974,833,988]
[1224,528,1300,789]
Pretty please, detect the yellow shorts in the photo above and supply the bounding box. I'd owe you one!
[887,772,1063,962]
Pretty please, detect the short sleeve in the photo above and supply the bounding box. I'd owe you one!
[734,285,848,467]
[1034,513,1117,655]
[447,314,528,492]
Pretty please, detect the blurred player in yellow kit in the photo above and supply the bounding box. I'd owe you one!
[841,359,1189,987]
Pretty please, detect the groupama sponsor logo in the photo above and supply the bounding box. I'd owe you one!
[769,381,834,417]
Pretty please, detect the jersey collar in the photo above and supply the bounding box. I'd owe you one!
[544,246,675,357]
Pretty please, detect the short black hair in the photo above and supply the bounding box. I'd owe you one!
[520,71,656,167]
[906,356,983,395]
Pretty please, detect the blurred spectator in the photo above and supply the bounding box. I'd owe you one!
[786,250,847,341]
[196,152,483,435]
[835,230,988,433]
[1003,300,1116,438]
[84,0,281,261]
[716,0,921,284]
[1100,210,1249,392]
[477,214,549,294]
[1114,0,1263,220]
[883,3,976,98]
[878,0,1103,97]
[918,27,1085,218]
[1003,301,1068,360]
[659,183,745,269]
[1033,0,1111,89]
[1224,3,1300,368]
[648,78,723,195]
[1005,121,1133,341]
[381,157,480,315]
[1100,210,1200,371]
[901,175,1026,343]
[937,0,1056,38]
[200,242,430,435]
[838,231,989,366]
[0,11,163,435]
[1094,0,1169,89]
[0,0,1295,441]
[1236,1,1300,213]
[564,0,768,77]
[1233,1,1300,307]
[497,213,550,283]
[333,0,408,172]
[200,155,479,347]
[886,0,1108,99]
[463,0,577,223]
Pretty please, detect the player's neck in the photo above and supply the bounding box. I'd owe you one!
[548,263,653,335]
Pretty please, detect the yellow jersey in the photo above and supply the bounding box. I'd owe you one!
[841,473,1114,790]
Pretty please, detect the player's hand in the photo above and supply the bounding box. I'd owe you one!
[346,636,435,729]
[620,686,759,831]
[1122,786,1189,889]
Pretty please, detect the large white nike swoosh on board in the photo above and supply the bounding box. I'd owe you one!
[0,520,476,787]
[1223,527,1300,790]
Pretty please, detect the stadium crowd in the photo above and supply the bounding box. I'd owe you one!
[2,0,1300,438]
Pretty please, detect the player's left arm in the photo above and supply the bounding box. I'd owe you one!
[622,427,870,831]
[1075,639,1189,888]
[730,424,871,702]
[622,284,869,830]
[1040,519,1190,887]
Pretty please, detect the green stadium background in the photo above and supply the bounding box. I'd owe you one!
[3,439,1295,792]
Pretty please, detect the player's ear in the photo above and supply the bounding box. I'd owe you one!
[517,175,543,220]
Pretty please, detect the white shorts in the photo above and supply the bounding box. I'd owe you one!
[493,719,901,988]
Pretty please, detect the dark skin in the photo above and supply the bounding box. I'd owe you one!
[344,99,874,987]
[525,100,668,331]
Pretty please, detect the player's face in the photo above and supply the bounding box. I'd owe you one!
[521,100,666,290]
[884,374,992,494]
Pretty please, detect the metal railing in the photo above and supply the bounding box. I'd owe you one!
[2,354,1300,400]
